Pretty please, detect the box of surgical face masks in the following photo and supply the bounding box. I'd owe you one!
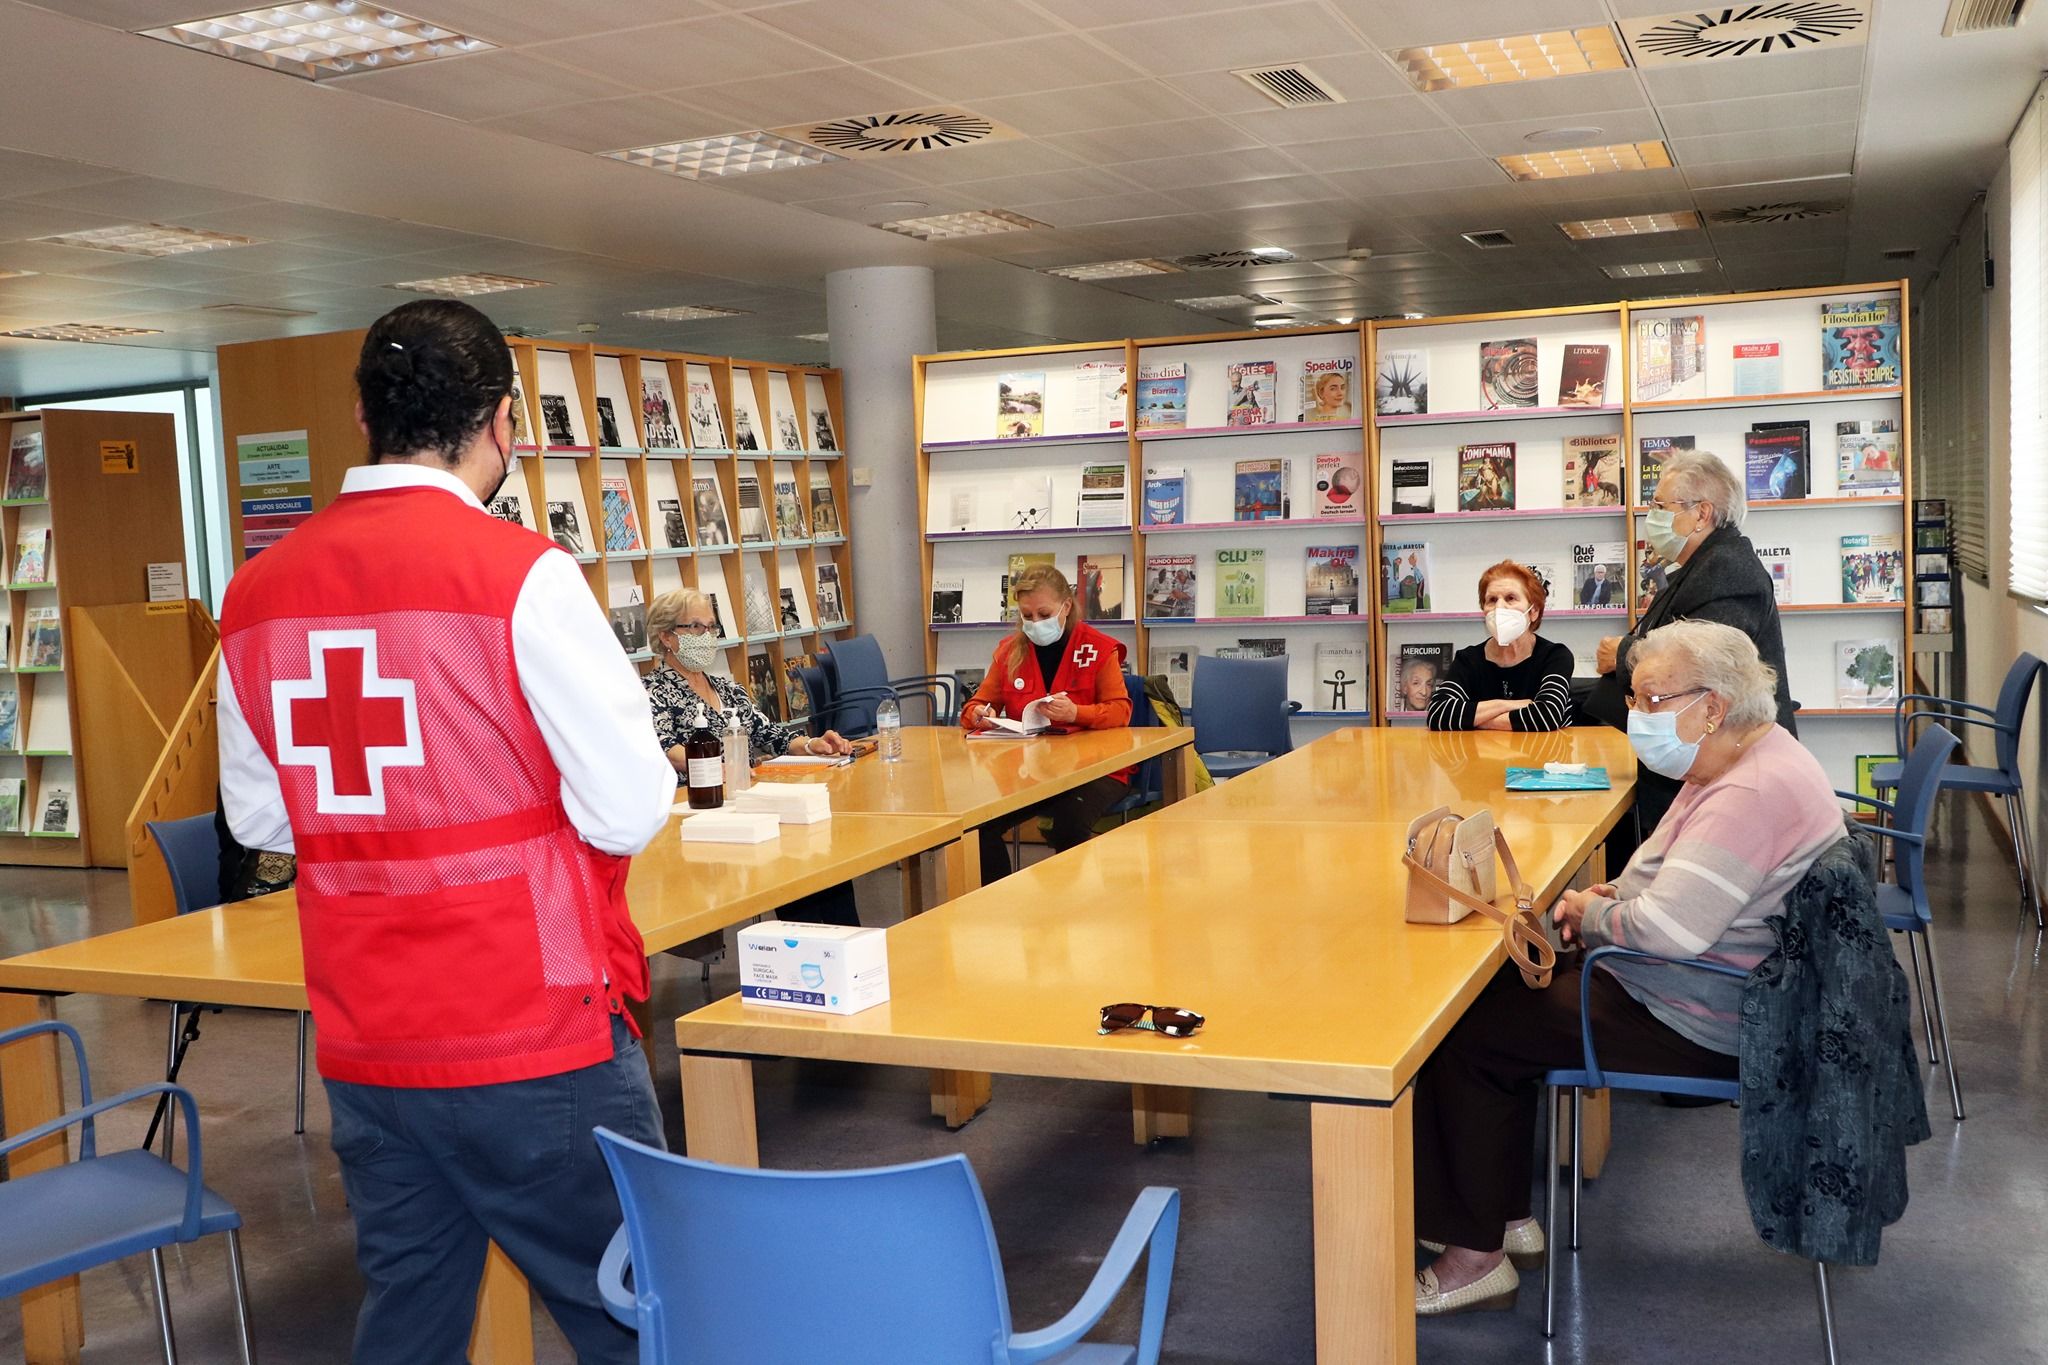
[735,922,889,1015]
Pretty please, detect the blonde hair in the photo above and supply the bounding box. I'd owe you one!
[648,588,711,644]
[997,564,1074,675]
[1632,619,1779,729]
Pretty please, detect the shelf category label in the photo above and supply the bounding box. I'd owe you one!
[236,430,313,559]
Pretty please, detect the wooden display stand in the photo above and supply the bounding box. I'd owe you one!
[0,408,191,868]
[116,611,221,925]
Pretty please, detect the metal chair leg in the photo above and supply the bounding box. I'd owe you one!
[1543,1086,1560,1338]
[2007,791,2043,930]
[163,1004,180,1162]
[227,1228,257,1365]
[1814,1261,1840,1365]
[1903,931,1939,1064]
[1569,1088,1583,1251]
[294,1012,308,1136]
[1921,925,1966,1120]
[149,1246,179,1364]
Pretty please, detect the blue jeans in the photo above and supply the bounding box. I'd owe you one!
[324,1015,663,1364]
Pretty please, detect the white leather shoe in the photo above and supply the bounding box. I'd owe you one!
[1420,1220,1546,1270]
[1415,1257,1520,1316]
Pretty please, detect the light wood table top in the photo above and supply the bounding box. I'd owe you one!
[0,811,962,1010]
[752,724,1193,826]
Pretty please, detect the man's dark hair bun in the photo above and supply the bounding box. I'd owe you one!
[356,300,512,463]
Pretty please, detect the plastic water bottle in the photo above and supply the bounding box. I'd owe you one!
[876,697,902,762]
[723,713,751,795]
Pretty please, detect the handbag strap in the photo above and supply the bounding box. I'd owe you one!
[1402,827,1557,989]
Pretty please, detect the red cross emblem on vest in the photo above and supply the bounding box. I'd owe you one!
[271,629,423,815]
[1071,643,1098,668]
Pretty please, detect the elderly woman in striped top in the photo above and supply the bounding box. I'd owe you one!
[1426,560,1574,731]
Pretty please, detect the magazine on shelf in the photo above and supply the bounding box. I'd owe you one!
[1374,349,1428,416]
[1232,458,1290,520]
[699,583,734,641]
[808,469,842,538]
[1149,646,1193,709]
[609,586,648,654]
[691,475,733,546]
[803,375,839,452]
[1731,341,1782,395]
[1635,540,1669,612]
[1920,578,1952,607]
[741,566,776,636]
[0,687,16,750]
[1571,541,1626,609]
[1142,467,1187,525]
[1070,359,1129,434]
[783,654,814,720]
[1837,418,1903,496]
[539,394,580,448]
[594,397,626,450]
[768,372,805,452]
[814,563,846,626]
[1835,638,1901,708]
[0,778,20,834]
[1744,425,1809,501]
[1225,360,1277,426]
[954,666,988,701]
[1003,552,1054,613]
[1298,357,1356,422]
[1917,552,1952,581]
[1636,434,1693,504]
[1220,638,1285,660]
[22,605,60,668]
[1561,434,1623,508]
[1390,459,1434,514]
[600,475,644,553]
[1389,642,1451,713]
[1304,545,1361,615]
[1381,542,1432,614]
[654,497,689,550]
[1075,553,1126,621]
[39,783,75,836]
[1479,338,1538,409]
[1314,641,1369,711]
[929,577,965,624]
[546,502,586,556]
[4,423,45,502]
[1915,498,1948,521]
[1754,544,1794,604]
[1007,474,1056,531]
[506,353,535,447]
[1134,362,1188,431]
[1313,453,1363,518]
[735,473,773,544]
[1215,547,1266,616]
[1918,608,1953,634]
[943,488,978,534]
[683,366,723,448]
[747,653,780,720]
[777,586,804,634]
[1077,463,1128,528]
[1524,560,1561,604]
[1456,442,1515,511]
[1839,532,1906,602]
[1633,315,1706,401]
[12,528,49,584]
[731,407,763,452]
[996,371,1046,439]
[1556,344,1610,407]
[772,465,807,540]
[1915,526,1949,552]
[1822,298,1902,389]
[1144,554,1196,619]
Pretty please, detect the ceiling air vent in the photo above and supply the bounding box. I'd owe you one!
[1232,64,1344,108]
[1168,249,1297,269]
[1882,247,1919,261]
[202,302,318,319]
[1461,229,1517,249]
[771,108,1016,158]
[1942,0,2028,32]
[1622,2,1870,67]
[1708,201,1846,225]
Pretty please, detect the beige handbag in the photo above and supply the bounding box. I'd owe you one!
[1402,806,1557,989]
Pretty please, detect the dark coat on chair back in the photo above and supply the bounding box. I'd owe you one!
[1738,824,1931,1266]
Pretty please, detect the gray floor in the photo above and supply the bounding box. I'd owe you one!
[3,793,2045,1364]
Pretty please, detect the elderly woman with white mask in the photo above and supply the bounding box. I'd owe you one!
[1426,560,1574,731]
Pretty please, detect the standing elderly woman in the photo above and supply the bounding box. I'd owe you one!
[1413,621,1844,1315]
[1585,448,1796,847]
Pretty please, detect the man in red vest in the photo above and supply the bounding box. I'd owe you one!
[217,300,674,1362]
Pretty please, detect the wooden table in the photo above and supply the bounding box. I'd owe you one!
[672,727,1637,1365]
[0,810,963,1365]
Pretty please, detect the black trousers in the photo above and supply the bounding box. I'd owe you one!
[1412,960,1737,1253]
[778,882,860,926]
[977,775,1129,881]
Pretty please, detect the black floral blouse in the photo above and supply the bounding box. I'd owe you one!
[642,662,800,768]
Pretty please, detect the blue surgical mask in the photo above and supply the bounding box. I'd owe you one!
[1643,508,1691,560]
[1626,691,1707,779]
[1020,613,1065,647]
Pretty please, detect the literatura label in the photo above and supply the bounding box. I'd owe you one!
[687,757,722,788]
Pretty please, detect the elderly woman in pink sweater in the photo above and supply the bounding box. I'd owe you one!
[1412,620,1844,1317]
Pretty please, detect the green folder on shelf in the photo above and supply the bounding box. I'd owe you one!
[1505,766,1611,792]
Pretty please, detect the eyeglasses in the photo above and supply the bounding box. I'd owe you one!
[1625,685,1706,710]
[1647,497,1700,514]
[673,621,719,636]
[1098,1003,1205,1037]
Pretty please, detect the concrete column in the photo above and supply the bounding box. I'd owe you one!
[825,265,936,682]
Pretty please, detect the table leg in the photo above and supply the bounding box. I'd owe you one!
[467,1243,533,1365]
[1162,743,1195,805]
[1556,1089,1612,1180]
[1130,1084,1192,1144]
[943,836,981,901]
[930,1068,992,1128]
[1311,1092,1415,1365]
[899,856,927,919]
[681,1054,759,1166]
[1,993,84,1365]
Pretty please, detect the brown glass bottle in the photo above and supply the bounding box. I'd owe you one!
[684,705,724,810]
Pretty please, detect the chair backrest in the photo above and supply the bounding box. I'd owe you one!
[1890,722,1960,907]
[146,813,225,917]
[1122,671,1166,805]
[1189,654,1292,758]
[796,662,835,736]
[1992,653,2044,777]
[597,1131,1015,1365]
[821,634,891,734]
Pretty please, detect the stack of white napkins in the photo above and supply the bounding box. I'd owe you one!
[678,808,782,844]
[728,784,833,825]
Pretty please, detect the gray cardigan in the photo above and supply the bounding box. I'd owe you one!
[1583,524,1799,732]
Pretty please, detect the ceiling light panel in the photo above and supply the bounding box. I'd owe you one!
[140,5,494,80]
[0,323,165,341]
[1391,27,1630,92]
[1557,210,1702,240]
[388,273,551,296]
[1601,258,1713,278]
[605,132,844,181]
[877,209,1047,241]
[627,305,750,321]
[33,222,260,257]
[1496,141,1672,181]
[1177,293,1281,310]
[794,332,830,342]
[1044,259,1181,281]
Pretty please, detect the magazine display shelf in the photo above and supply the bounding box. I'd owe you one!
[220,331,854,729]
[914,325,1376,727]
[0,408,190,868]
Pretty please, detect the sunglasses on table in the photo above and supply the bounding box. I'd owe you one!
[1098,1003,1205,1037]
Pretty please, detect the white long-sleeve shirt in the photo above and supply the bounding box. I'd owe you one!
[217,463,675,858]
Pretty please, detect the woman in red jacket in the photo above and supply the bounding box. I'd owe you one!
[961,563,1132,880]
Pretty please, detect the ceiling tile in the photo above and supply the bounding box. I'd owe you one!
[327,50,630,122]
[785,186,986,223]
[1457,107,1665,158]
[1167,177,1351,214]
[1276,126,1480,171]
[176,201,393,242]
[884,139,1093,188]
[1226,94,1450,146]
[1321,159,1509,196]
[1082,2,1369,78]
[9,1,223,26]
[1117,145,1310,191]
[537,15,836,91]
[1683,151,1857,191]
[965,80,1209,137]
[370,0,717,45]
[668,66,934,130]
[1017,188,1211,224]
[0,273,138,304]
[1636,45,1867,106]
[1508,165,1690,203]
[938,167,1145,209]
[868,34,1145,100]
[1688,176,1853,214]
[12,175,273,222]
[1422,70,1651,127]
[1672,122,1858,167]
[0,202,131,243]
[1331,0,1615,48]
[1657,87,1862,140]
[745,0,1057,61]
[702,158,925,204]
[1039,117,1260,166]
[477,94,732,152]
[0,150,131,198]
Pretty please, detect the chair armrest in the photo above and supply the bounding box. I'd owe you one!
[1893,693,1994,717]
[1578,947,1746,1088]
[1860,824,1924,846]
[0,1082,204,1237]
[1834,790,1898,815]
[0,1018,91,1112]
[1899,704,2009,754]
[596,1225,635,1329]
[1009,1186,1181,1365]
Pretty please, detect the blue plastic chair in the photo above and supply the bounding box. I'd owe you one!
[593,1130,1180,1365]
[1873,653,2042,928]
[1839,723,1966,1120]
[0,1019,255,1364]
[1108,671,1165,817]
[1188,654,1295,779]
[1541,947,1838,1361]
[148,814,310,1142]
[813,634,956,736]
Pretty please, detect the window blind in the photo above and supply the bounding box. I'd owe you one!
[2011,85,2048,601]
[1914,199,1990,582]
